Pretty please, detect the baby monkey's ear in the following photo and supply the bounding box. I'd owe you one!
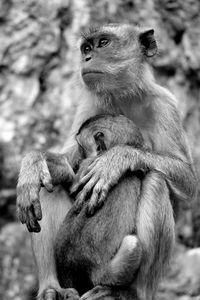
[94,132,104,141]
[94,132,107,153]
[139,29,157,57]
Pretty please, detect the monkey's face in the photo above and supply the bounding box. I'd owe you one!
[80,24,157,94]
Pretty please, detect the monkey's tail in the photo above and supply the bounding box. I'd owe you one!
[135,172,175,300]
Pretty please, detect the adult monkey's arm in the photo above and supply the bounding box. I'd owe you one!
[72,105,197,215]
[16,100,98,232]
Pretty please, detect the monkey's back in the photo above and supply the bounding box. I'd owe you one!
[55,173,141,294]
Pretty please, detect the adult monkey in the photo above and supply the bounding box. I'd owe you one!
[17,24,196,299]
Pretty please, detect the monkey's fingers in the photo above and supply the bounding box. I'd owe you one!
[73,196,85,213]
[26,207,41,232]
[74,176,99,211]
[17,189,32,224]
[26,220,41,233]
[71,170,94,195]
[32,199,42,221]
[40,288,57,300]
[17,205,26,224]
[86,159,100,173]
[29,187,42,220]
[76,158,98,181]
[97,188,108,207]
[17,191,41,232]
[40,171,54,192]
[81,286,112,300]
[65,161,76,180]
[86,179,105,215]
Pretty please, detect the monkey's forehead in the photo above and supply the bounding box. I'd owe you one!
[78,23,139,45]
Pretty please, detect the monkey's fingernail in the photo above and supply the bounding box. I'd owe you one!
[70,187,79,197]
[70,192,76,199]
[36,215,42,221]
[27,223,33,232]
[45,183,54,192]
[35,224,41,232]
[74,207,81,215]
[86,206,94,216]
[97,201,104,210]
[70,185,77,193]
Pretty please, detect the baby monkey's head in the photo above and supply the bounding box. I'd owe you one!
[76,114,144,158]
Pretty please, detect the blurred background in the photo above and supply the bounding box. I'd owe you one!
[0,0,200,299]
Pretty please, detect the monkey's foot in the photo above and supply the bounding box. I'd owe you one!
[37,287,58,300]
[81,286,113,300]
[38,287,77,300]
[63,288,80,300]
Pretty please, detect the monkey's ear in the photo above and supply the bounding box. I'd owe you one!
[139,29,157,57]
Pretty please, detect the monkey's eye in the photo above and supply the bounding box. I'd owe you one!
[94,132,104,141]
[97,38,110,48]
[82,43,92,54]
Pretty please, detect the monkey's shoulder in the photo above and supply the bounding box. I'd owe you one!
[139,94,185,154]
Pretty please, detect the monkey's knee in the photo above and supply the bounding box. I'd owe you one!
[94,235,142,287]
[115,235,141,260]
[120,235,139,251]
[111,235,142,277]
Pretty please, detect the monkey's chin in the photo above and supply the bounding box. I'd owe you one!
[82,73,105,91]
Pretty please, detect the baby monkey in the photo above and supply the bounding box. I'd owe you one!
[55,114,175,300]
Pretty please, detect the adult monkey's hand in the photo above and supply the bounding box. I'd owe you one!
[17,151,74,232]
[71,146,131,215]
[71,144,196,216]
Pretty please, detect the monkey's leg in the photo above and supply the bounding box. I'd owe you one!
[31,187,73,300]
[93,235,142,287]
[136,172,175,300]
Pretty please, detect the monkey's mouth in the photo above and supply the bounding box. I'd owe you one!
[82,69,104,77]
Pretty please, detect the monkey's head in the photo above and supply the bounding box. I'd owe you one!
[76,114,144,158]
[79,24,157,95]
